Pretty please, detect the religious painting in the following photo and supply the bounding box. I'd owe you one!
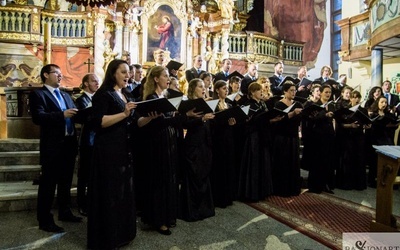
[146,4,181,61]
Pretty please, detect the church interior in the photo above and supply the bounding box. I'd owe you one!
[1,0,400,249]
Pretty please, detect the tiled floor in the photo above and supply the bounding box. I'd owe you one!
[0,180,399,249]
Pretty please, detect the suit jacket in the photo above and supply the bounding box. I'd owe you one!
[314,76,337,84]
[386,93,400,108]
[185,67,205,82]
[214,71,229,82]
[29,86,77,165]
[75,93,94,147]
[269,75,283,96]
[240,75,256,95]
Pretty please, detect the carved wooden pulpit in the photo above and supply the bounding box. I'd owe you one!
[370,146,400,232]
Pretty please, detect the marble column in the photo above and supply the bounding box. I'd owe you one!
[371,48,383,87]
[94,13,106,82]
[220,28,230,60]
[113,22,123,59]
[123,25,130,54]
[130,26,140,64]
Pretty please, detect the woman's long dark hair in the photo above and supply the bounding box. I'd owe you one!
[96,59,128,95]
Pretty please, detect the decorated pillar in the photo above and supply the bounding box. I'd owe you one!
[199,29,207,66]
[94,12,107,82]
[130,26,140,64]
[113,21,123,59]
[186,32,193,69]
[43,21,51,65]
[220,28,230,60]
[123,25,130,53]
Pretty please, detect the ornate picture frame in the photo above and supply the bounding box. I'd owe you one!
[142,0,188,63]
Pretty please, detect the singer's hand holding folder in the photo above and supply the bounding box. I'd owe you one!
[135,96,182,116]
[178,98,218,114]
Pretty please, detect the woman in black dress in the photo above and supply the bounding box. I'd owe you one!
[366,95,396,187]
[238,82,281,201]
[228,75,243,104]
[307,84,336,194]
[179,78,215,221]
[200,72,214,100]
[137,66,200,235]
[336,90,367,190]
[272,82,303,197]
[364,86,383,110]
[301,84,321,171]
[88,59,137,249]
[211,80,237,207]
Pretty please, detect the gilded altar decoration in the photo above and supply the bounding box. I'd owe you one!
[65,0,115,7]
[14,0,27,5]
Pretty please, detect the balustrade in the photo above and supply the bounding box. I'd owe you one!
[41,13,88,39]
[227,32,303,63]
[0,9,31,33]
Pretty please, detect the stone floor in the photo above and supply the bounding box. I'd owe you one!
[0,186,399,250]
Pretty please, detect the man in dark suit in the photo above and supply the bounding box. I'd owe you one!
[214,58,232,82]
[240,62,258,95]
[295,66,312,99]
[29,64,82,233]
[382,80,400,108]
[127,64,143,100]
[314,65,340,100]
[74,73,99,216]
[268,61,284,96]
[185,55,205,82]
[314,65,333,83]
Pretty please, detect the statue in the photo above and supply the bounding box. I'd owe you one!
[189,14,203,38]
[124,4,144,27]
[217,0,235,24]
[204,45,218,74]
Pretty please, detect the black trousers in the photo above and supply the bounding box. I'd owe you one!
[37,136,77,225]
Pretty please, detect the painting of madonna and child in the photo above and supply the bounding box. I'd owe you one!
[147,5,181,61]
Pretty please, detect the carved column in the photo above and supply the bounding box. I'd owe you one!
[123,25,130,53]
[113,22,123,59]
[94,12,106,82]
[212,34,220,56]
[220,28,230,60]
[43,21,51,65]
[130,26,140,64]
[186,33,193,69]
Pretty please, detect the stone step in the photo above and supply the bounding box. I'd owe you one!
[0,181,77,212]
[0,151,40,166]
[0,165,41,182]
[0,139,40,152]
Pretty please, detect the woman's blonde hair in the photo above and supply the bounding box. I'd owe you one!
[143,66,166,100]
[187,78,203,100]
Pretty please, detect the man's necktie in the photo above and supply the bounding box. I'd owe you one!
[385,93,389,99]
[324,77,328,82]
[54,89,73,135]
